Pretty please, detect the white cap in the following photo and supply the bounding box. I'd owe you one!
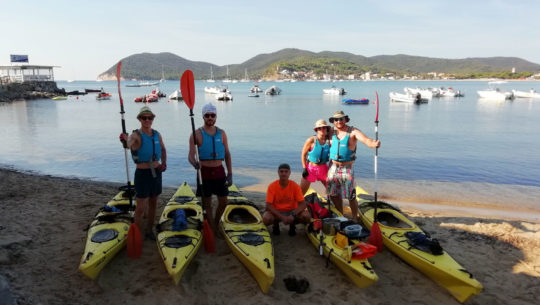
[202,103,216,115]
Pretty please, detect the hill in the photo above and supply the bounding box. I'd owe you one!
[98,49,540,80]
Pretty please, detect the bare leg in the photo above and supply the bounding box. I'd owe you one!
[330,195,343,214]
[146,195,158,232]
[300,177,311,195]
[134,197,148,232]
[349,198,358,222]
[214,196,228,230]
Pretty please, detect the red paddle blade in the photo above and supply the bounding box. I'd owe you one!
[375,91,380,122]
[127,223,142,258]
[116,61,123,105]
[203,219,216,253]
[369,222,383,252]
[181,70,195,110]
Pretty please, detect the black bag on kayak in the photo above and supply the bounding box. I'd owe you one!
[404,232,444,255]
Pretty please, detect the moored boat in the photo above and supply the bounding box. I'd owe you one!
[220,185,274,293]
[265,86,281,95]
[156,182,203,284]
[355,186,483,303]
[477,88,513,100]
[323,86,347,95]
[96,92,112,100]
[511,89,540,99]
[389,92,427,103]
[250,85,263,93]
[405,87,433,99]
[342,98,369,105]
[168,90,183,100]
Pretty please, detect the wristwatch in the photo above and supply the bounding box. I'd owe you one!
[291,211,296,217]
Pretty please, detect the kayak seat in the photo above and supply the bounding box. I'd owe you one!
[377,211,413,229]
[228,208,258,224]
[91,229,119,243]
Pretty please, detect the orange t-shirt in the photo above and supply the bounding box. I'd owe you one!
[266,180,304,212]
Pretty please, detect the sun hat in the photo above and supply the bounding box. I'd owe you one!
[313,119,330,131]
[329,110,349,123]
[137,106,155,118]
[202,103,217,116]
[278,163,291,170]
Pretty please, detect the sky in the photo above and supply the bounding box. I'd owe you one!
[2,0,539,80]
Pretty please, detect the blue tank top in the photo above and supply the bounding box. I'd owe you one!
[307,136,330,164]
[329,127,356,162]
[131,129,161,163]
[198,127,225,160]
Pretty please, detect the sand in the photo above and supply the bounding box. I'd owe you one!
[1,168,539,305]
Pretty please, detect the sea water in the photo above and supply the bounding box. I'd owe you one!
[1,80,539,212]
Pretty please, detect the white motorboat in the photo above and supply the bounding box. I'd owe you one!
[323,86,346,95]
[477,88,513,100]
[511,89,540,99]
[265,86,281,95]
[250,85,263,93]
[168,90,183,100]
[139,81,159,87]
[216,91,233,101]
[438,87,464,97]
[404,87,433,99]
[205,85,230,94]
[389,92,428,103]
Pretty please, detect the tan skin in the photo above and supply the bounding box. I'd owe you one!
[329,117,380,222]
[120,114,167,234]
[262,168,311,226]
[188,112,232,232]
[299,126,331,195]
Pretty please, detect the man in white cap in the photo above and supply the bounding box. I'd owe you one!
[120,106,167,240]
[327,110,380,222]
[188,103,232,232]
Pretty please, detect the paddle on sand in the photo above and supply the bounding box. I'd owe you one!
[368,91,383,252]
[116,61,142,258]
[181,69,216,253]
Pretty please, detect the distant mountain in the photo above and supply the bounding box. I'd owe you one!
[98,49,540,80]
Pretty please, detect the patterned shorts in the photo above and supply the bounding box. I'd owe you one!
[326,163,356,200]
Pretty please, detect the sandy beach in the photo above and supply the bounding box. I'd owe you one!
[1,168,539,305]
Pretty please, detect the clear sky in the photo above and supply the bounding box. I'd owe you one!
[2,0,539,80]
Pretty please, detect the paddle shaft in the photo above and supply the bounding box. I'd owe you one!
[189,109,203,187]
[116,62,134,208]
[373,92,380,221]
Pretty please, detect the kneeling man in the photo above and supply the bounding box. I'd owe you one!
[263,163,310,236]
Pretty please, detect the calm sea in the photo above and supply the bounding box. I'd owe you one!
[1,80,540,213]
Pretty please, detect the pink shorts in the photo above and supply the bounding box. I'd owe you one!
[306,163,329,183]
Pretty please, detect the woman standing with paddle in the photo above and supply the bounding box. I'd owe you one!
[120,106,167,241]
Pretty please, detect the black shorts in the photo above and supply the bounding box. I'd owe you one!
[196,165,228,197]
[134,168,162,198]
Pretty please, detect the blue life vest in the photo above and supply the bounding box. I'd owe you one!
[131,129,161,163]
[329,127,356,162]
[198,127,225,160]
[307,136,330,164]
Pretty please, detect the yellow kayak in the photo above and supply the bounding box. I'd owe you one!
[304,188,378,288]
[220,184,275,293]
[156,182,203,284]
[355,186,483,303]
[79,186,135,279]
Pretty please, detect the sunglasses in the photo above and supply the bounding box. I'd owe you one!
[333,118,344,122]
[315,127,328,131]
[139,116,154,121]
[204,113,216,118]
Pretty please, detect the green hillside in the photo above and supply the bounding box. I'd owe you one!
[99,49,540,80]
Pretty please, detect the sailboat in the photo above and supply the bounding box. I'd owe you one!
[240,69,250,82]
[223,66,232,83]
[160,65,165,83]
[207,66,215,83]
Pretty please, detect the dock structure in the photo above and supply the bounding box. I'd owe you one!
[1,65,58,85]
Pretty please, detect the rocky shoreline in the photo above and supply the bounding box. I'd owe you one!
[0,81,65,102]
